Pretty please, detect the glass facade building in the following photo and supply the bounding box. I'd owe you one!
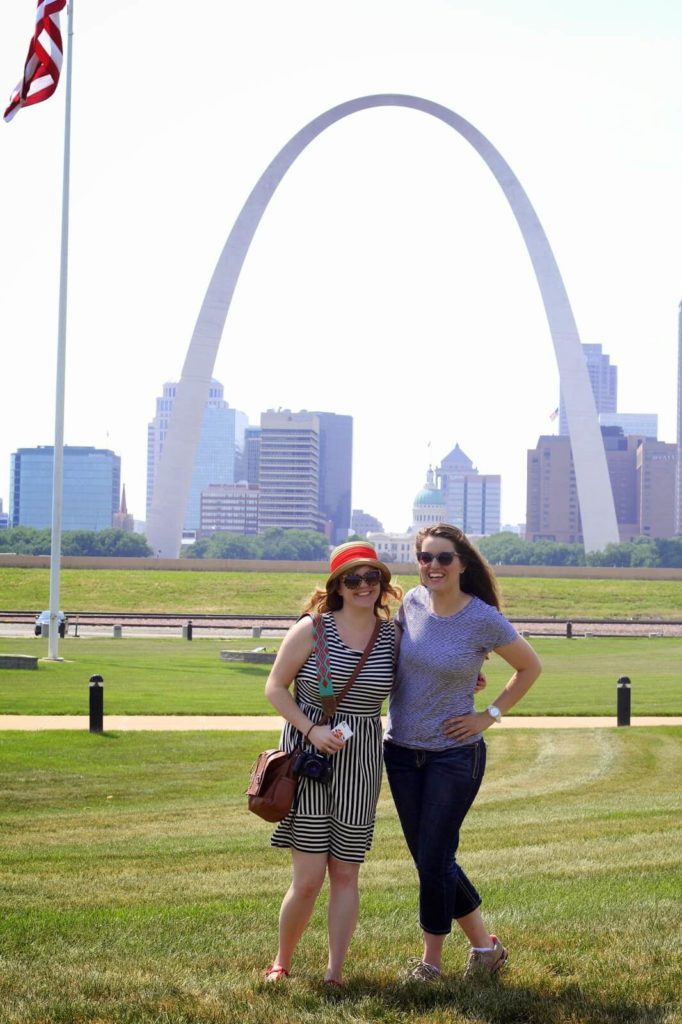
[559,343,617,436]
[147,380,247,531]
[436,444,501,536]
[314,412,353,544]
[10,446,120,530]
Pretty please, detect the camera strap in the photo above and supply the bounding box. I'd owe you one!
[312,614,381,723]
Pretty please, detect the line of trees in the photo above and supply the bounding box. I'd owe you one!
[476,532,682,568]
[182,527,331,561]
[0,527,153,557]
[2,526,681,566]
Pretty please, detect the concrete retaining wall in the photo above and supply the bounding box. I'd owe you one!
[0,654,38,670]
[220,651,276,664]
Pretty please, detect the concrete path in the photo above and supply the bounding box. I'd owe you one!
[0,715,679,731]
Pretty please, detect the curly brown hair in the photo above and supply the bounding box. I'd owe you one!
[415,523,500,609]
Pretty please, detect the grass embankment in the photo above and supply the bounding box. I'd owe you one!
[0,727,679,1024]
[0,636,680,716]
[1,567,681,619]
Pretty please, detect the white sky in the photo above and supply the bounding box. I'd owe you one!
[1,0,680,535]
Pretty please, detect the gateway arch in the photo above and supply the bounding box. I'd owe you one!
[147,94,619,557]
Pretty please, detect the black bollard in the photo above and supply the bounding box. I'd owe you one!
[566,621,573,639]
[89,674,104,733]
[186,619,193,641]
[617,676,631,727]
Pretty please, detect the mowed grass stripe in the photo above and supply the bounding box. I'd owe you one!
[0,635,680,716]
[0,729,679,1023]
[2,565,682,618]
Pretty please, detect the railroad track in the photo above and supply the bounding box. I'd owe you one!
[0,610,296,631]
[1,611,681,636]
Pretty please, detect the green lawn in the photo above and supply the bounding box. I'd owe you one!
[0,728,679,1024]
[1,566,681,618]
[0,636,680,716]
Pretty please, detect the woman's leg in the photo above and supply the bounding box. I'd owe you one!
[385,741,487,971]
[422,908,495,970]
[271,850,328,972]
[418,743,490,967]
[325,856,361,982]
[456,907,494,948]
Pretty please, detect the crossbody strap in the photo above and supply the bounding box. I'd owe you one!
[312,614,381,722]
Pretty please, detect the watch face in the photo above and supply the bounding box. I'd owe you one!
[487,705,500,719]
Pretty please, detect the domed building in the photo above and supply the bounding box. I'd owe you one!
[412,468,446,531]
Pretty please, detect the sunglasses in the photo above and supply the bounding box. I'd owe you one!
[341,569,382,589]
[416,551,459,566]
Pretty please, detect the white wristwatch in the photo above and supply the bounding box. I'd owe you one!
[485,704,502,723]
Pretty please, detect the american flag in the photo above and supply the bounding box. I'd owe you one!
[4,1,67,123]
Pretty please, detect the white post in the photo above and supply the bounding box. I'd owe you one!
[46,0,74,661]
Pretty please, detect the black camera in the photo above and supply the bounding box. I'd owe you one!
[293,750,333,784]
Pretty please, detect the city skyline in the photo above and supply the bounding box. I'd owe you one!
[1,1,680,534]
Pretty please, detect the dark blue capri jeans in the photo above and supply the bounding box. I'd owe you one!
[383,739,486,935]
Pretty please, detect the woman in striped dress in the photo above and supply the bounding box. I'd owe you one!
[264,542,402,987]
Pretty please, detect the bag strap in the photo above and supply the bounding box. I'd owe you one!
[311,614,335,714]
[312,613,381,722]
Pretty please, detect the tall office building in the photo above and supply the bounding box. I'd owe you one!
[526,436,581,543]
[526,429,677,543]
[598,413,657,438]
[313,412,352,543]
[147,379,247,531]
[243,426,261,485]
[200,483,260,535]
[258,410,326,532]
[10,446,120,530]
[0,499,9,529]
[559,343,617,436]
[436,444,501,536]
[638,439,677,540]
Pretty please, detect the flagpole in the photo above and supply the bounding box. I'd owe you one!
[46,0,74,661]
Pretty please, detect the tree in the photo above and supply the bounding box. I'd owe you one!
[206,533,261,559]
[0,527,51,554]
[0,527,152,557]
[653,537,682,568]
[181,528,330,560]
[477,532,533,565]
[182,537,212,559]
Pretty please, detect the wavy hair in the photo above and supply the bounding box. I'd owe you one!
[415,523,500,609]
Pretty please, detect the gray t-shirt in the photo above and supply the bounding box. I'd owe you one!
[385,587,519,750]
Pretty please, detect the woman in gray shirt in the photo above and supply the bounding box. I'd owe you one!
[384,523,542,982]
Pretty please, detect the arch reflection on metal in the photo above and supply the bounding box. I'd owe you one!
[146,94,619,556]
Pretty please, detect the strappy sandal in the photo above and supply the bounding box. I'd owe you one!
[264,964,290,982]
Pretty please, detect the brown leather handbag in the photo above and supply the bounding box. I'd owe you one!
[246,748,300,822]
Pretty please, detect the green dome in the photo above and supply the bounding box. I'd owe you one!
[414,486,445,507]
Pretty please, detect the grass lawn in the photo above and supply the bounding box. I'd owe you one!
[1,566,681,619]
[0,727,679,1024]
[0,636,680,716]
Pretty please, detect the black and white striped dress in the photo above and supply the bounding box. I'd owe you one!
[271,612,395,863]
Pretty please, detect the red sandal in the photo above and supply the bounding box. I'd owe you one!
[264,964,290,982]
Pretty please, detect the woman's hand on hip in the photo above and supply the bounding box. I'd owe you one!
[443,711,491,741]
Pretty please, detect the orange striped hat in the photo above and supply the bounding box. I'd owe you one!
[326,541,391,588]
